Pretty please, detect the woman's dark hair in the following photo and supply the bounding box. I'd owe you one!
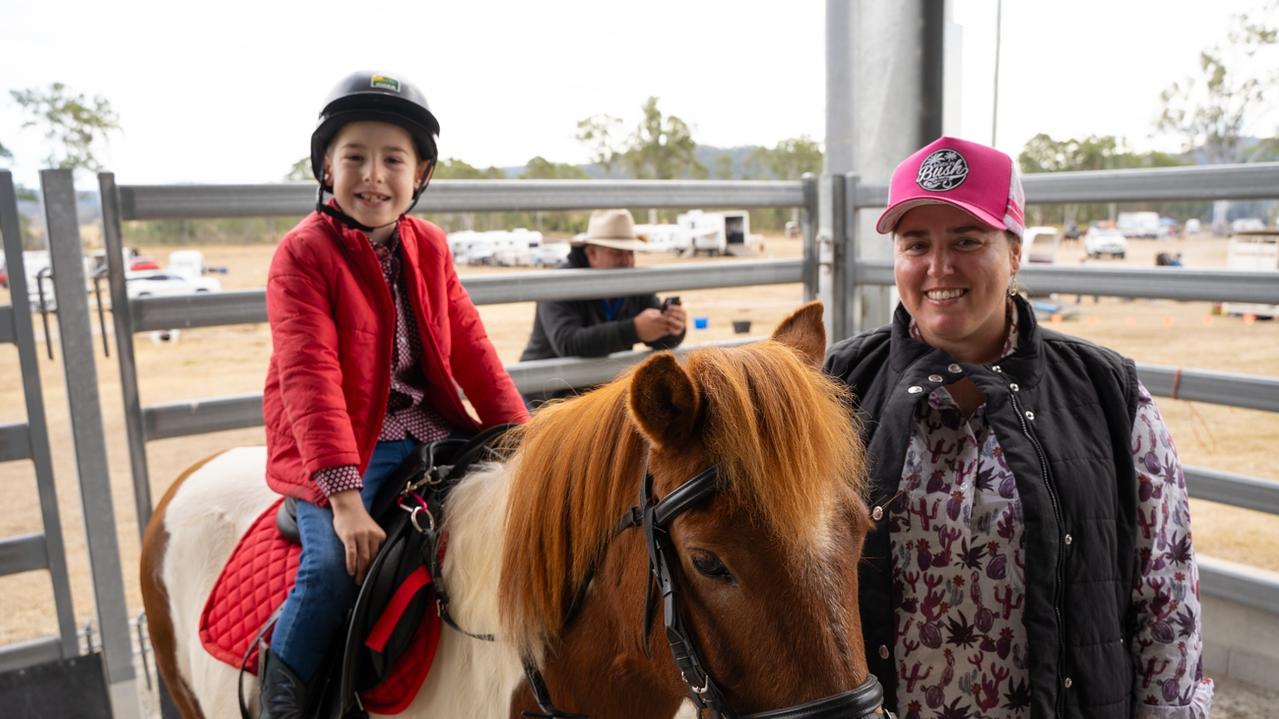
[566,244,591,268]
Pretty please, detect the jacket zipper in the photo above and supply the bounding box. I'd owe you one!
[366,245,396,471]
[1006,386,1068,714]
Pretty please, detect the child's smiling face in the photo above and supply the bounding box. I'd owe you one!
[324,121,428,242]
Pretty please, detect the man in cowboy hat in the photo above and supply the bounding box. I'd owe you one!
[520,208,687,400]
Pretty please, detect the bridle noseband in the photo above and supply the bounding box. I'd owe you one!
[524,458,891,719]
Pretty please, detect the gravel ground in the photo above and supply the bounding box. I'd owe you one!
[1210,676,1279,718]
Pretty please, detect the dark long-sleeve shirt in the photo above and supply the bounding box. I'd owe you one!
[519,291,685,403]
[520,293,684,361]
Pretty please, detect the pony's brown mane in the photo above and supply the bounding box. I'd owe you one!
[498,340,865,657]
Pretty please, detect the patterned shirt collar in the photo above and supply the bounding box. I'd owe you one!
[907,299,1019,361]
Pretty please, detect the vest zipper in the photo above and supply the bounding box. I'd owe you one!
[1007,387,1068,715]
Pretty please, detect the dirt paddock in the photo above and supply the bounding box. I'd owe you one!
[1,230,1276,709]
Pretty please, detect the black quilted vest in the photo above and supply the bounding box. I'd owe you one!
[824,296,1141,718]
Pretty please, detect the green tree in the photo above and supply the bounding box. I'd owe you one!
[741,136,823,230]
[519,156,589,180]
[1018,134,1193,225]
[10,82,121,173]
[576,98,706,180]
[0,140,11,164]
[427,158,506,232]
[575,114,624,173]
[286,157,313,181]
[515,157,589,232]
[1019,134,1188,175]
[745,136,823,179]
[1157,4,1277,163]
[434,157,505,180]
[713,155,736,180]
[621,97,705,179]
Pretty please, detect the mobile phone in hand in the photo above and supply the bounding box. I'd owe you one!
[662,296,682,310]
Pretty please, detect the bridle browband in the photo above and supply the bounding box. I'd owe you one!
[523,457,891,719]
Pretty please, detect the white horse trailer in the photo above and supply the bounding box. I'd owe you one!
[1223,230,1279,318]
[677,210,761,257]
[633,224,691,254]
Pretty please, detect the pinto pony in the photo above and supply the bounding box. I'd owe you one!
[140,302,877,718]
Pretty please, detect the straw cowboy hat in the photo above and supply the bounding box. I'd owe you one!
[574,209,650,252]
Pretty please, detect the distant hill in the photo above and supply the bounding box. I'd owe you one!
[16,188,101,228]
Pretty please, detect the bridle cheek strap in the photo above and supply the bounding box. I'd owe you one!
[641,465,892,719]
[525,461,893,719]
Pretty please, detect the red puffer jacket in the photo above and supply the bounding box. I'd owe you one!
[263,210,528,505]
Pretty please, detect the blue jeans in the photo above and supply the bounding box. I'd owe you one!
[270,439,417,681]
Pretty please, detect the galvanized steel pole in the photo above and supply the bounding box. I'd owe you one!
[42,169,143,719]
[823,0,854,342]
[826,0,946,341]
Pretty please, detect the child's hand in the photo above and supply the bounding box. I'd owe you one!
[330,490,386,585]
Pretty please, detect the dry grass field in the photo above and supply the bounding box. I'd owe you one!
[1,229,1276,660]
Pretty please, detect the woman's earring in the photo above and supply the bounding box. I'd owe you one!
[1008,276,1020,296]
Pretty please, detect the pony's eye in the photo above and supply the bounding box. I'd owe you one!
[691,551,733,583]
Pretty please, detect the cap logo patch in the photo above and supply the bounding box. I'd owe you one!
[916,149,968,192]
[370,75,401,93]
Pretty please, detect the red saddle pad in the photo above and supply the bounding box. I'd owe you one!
[200,498,300,671]
[198,498,442,715]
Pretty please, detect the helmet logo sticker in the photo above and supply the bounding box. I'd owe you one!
[916,149,968,192]
[370,74,401,93]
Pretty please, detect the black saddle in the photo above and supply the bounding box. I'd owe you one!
[274,426,514,544]
[244,425,516,719]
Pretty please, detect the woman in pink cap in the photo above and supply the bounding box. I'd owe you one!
[824,137,1212,718]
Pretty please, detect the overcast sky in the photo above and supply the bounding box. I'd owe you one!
[1,0,1273,187]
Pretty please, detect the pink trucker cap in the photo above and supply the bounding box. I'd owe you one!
[875,136,1025,237]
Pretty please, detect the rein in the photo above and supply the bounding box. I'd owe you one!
[523,455,892,719]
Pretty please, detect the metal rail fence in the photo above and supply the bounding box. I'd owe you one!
[97,175,821,533]
[93,164,1279,615]
[0,171,79,673]
[7,164,1277,710]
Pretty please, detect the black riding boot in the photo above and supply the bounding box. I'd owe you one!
[259,649,311,719]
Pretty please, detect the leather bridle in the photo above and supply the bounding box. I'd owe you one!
[523,458,892,719]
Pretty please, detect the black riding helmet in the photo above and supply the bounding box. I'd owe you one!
[310,71,441,232]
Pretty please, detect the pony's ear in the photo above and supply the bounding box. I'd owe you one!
[629,352,701,450]
[771,301,826,367]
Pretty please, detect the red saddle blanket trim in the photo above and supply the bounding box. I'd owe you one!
[198,497,443,715]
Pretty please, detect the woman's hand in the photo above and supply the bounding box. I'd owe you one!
[329,490,385,585]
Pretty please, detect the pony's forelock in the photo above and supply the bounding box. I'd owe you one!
[688,342,865,550]
[498,341,864,658]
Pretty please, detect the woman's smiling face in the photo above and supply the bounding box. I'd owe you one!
[893,203,1021,363]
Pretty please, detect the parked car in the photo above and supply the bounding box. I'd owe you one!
[126,271,222,299]
[1084,226,1127,259]
[1231,218,1267,235]
[1116,211,1161,239]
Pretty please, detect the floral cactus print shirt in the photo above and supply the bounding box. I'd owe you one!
[889,320,1213,718]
